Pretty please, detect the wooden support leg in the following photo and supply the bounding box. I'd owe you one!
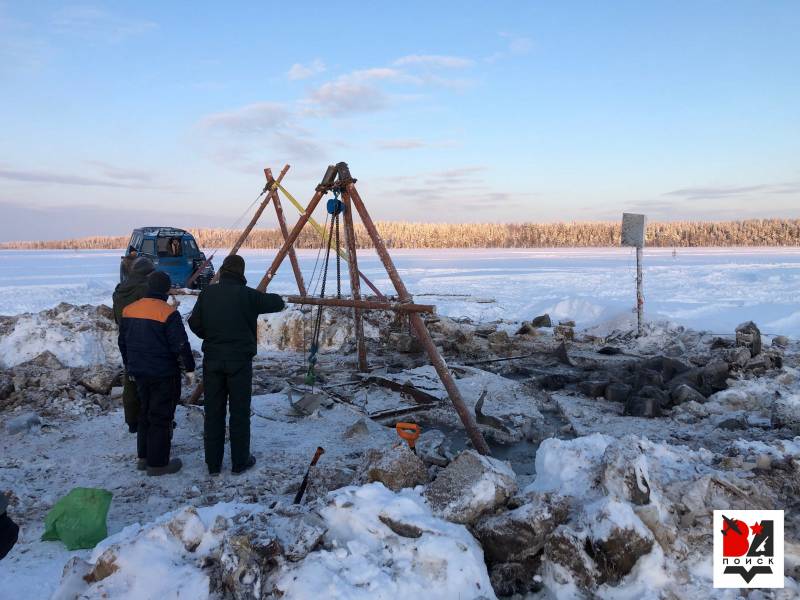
[268,174,307,295]
[273,180,385,300]
[341,191,367,372]
[346,181,491,456]
[187,165,291,402]
[257,189,326,292]
[231,164,288,256]
[185,166,290,288]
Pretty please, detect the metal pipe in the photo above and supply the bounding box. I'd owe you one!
[636,245,644,337]
[346,181,491,456]
[286,295,434,313]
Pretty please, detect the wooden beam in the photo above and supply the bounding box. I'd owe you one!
[273,180,386,300]
[341,190,367,371]
[266,168,307,296]
[256,187,326,292]
[344,171,491,456]
[286,295,434,313]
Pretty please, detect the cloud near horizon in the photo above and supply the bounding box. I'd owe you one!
[0,164,173,190]
[664,182,800,201]
[0,200,227,242]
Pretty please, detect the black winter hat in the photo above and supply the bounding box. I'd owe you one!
[220,254,246,278]
[147,271,172,296]
[131,256,155,276]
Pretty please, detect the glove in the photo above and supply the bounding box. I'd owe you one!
[185,371,196,386]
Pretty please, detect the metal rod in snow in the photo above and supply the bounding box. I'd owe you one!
[636,245,644,337]
[621,212,647,338]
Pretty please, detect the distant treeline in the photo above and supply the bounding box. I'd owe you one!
[3,219,800,249]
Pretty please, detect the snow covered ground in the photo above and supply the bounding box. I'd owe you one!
[2,247,800,336]
[3,246,800,598]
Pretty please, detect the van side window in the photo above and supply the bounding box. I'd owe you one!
[141,239,156,256]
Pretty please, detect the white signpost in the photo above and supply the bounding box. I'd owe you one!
[621,213,646,336]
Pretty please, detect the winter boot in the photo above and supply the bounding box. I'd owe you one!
[232,455,256,475]
[147,458,183,477]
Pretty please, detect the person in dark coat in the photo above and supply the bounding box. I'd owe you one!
[0,493,18,560]
[188,255,284,475]
[112,256,155,433]
[120,246,139,281]
[119,271,195,476]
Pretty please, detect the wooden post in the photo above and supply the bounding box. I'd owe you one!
[265,169,306,296]
[257,189,327,292]
[203,164,291,286]
[231,164,289,255]
[344,175,491,456]
[636,245,644,337]
[341,190,367,371]
[185,165,291,405]
[286,296,434,312]
[273,180,386,300]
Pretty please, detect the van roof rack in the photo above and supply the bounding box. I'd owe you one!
[136,226,188,236]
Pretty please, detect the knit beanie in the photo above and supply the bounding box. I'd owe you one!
[220,255,246,279]
[131,256,155,276]
[147,271,171,296]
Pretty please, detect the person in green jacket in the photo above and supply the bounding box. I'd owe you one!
[112,256,154,432]
[188,255,285,475]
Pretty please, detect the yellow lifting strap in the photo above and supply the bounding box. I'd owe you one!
[275,182,353,265]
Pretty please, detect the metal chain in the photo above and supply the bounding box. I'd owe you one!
[306,213,338,384]
[335,211,342,299]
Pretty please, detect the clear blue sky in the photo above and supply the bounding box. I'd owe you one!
[0,1,798,239]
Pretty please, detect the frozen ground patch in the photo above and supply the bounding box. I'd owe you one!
[2,247,800,335]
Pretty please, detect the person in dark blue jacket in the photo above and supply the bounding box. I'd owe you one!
[119,271,195,476]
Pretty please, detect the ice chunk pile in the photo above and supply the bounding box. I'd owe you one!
[53,484,494,600]
[0,303,119,368]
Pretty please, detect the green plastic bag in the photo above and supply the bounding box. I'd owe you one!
[42,487,113,550]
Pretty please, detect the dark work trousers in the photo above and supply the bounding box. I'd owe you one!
[136,374,180,468]
[122,372,140,428]
[0,513,18,560]
[203,358,253,471]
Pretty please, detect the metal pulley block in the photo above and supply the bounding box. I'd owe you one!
[327,197,346,215]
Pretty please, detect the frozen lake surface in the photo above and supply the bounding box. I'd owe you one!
[1,247,800,336]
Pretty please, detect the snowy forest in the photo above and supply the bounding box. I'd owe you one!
[3,218,800,249]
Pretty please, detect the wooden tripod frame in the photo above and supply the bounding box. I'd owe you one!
[257,162,491,455]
